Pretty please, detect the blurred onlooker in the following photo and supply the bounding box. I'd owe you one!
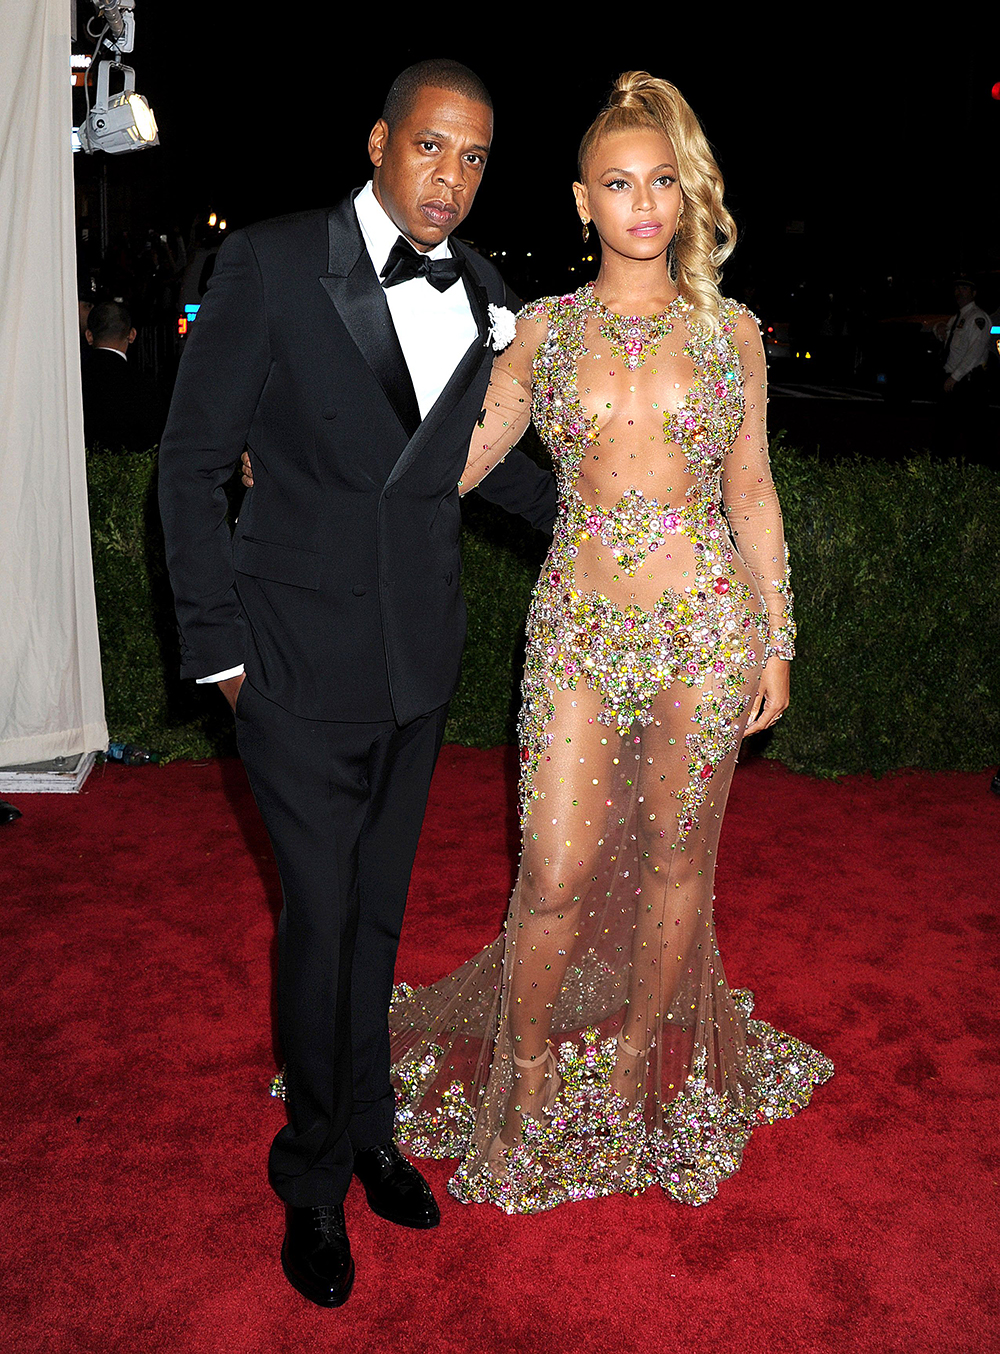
[178,222,221,316]
[932,278,993,457]
[78,298,93,351]
[81,300,160,452]
[936,278,991,398]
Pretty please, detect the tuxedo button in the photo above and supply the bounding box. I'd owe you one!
[322,407,337,420]
[445,571,454,585]
[352,585,366,596]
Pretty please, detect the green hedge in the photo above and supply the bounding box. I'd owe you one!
[88,451,237,761]
[87,438,1000,775]
[765,441,1000,776]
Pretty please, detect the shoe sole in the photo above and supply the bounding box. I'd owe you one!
[280,1244,355,1308]
[360,1186,440,1229]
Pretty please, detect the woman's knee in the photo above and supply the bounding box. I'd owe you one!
[520,854,594,916]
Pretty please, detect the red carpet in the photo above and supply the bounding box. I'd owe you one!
[1,750,997,1353]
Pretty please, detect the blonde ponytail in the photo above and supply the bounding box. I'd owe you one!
[578,72,736,336]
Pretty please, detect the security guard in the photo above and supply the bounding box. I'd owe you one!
[940,277,991,398]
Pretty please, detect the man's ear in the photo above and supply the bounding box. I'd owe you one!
[85,330,94,346]
[368,118,388,169]
[127,328,137,345]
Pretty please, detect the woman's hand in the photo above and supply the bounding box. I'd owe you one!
[240,450,254,488]
[743,656,790,737]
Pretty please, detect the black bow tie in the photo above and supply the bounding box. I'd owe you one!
[380,236,465,293]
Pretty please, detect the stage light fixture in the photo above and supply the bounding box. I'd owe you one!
[77,59,158,155]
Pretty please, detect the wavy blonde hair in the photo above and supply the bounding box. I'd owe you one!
[579,72,736,336]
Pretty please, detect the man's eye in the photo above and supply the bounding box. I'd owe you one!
[464,154,484,167]
[420,141,438,152]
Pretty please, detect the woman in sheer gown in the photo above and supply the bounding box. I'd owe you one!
[388,72,833,1214]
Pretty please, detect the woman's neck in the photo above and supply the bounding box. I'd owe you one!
[591,250,678,316]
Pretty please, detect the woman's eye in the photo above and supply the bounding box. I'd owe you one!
[655,175,677,187]
[602,178,628,191]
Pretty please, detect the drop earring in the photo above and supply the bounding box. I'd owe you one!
[581,219,590,243]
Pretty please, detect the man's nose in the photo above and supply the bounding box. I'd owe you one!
[435,153,465,190]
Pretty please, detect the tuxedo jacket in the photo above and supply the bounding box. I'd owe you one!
[82,347,159,452]
[158,191,555,725]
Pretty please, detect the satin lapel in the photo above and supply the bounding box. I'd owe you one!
[384,247,494,490]
[319,197,421,439]
[463,270,489,346]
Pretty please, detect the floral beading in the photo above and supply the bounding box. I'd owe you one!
[516,288,779,837]
[377,284,828,1221]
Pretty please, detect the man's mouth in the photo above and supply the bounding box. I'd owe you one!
[421,200,459,227]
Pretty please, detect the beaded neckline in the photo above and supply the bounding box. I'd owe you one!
[581,283,691,371]
[582,281,689,321]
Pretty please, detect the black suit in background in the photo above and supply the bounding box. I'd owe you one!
[158,191,555,1206]
[81,346,159,452]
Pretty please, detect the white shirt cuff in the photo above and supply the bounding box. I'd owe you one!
[197,664,245,684]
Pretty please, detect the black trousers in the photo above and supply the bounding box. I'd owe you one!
[235,679,448,1206]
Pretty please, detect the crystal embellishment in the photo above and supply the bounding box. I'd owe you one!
[588,285,689,371]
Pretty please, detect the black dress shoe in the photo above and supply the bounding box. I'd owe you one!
[352,1141,440,1229]
[281,1204,354,1308]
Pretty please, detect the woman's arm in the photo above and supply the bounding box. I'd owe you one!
[240,306,555,520]
[458,307,549,495]
[722,308,793,734]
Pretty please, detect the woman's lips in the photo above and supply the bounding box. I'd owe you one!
[628,221,663,237]
[421,201,458,226]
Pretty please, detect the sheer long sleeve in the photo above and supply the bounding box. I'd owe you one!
[459,308,548,495]
[722,309,796,661]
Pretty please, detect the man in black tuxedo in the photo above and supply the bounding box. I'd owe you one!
[158,59,554,1307]
[81,300,158,451]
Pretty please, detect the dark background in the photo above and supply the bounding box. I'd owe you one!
[73,18,1000,315]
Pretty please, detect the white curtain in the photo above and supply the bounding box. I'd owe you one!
[0,1,107,765]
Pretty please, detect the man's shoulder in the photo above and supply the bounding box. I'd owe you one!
[83,345,123,361]
[82,348,128,380]
[450,239,516,301]
[237,206,334,256]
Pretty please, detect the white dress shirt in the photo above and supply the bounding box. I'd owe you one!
[353,181,478,418]
[198,183,479,685]
[944,301,992,384]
